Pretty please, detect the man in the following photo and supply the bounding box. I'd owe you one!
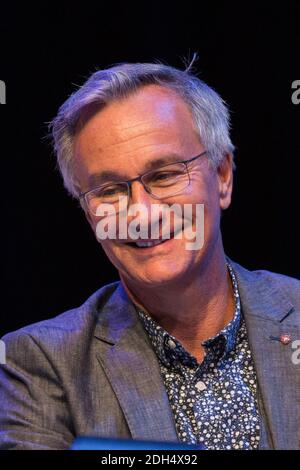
[0,62,299,450]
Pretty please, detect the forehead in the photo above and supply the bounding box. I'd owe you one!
[75,85,197,149]
[73,85,201,188]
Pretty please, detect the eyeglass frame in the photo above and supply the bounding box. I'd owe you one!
[79,149,208,212]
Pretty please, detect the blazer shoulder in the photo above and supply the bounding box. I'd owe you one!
[1,280,120,350]
[229,257,300,323]
[251,268,300,304]
[230,257,300,295]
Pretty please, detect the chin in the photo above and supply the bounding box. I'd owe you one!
[125,260,190,287]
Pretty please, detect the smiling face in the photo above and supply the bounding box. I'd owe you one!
[73,84,233,289]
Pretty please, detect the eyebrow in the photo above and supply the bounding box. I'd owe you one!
[87,154,184,187]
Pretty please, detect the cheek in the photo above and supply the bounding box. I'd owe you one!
[186,181,221,244]
[184,180,220,223]
[99,240,125,270]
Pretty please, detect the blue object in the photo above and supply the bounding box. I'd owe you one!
[71,437,204,450]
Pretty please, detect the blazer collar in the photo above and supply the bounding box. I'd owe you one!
[94,282,139,345]
[227,257,295,322]
[94,282,179,443]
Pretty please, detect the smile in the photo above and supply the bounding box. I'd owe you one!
[129,238,171,249]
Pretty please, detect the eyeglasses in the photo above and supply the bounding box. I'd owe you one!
[79,150,208,216]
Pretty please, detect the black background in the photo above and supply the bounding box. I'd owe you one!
[0,2,299,336]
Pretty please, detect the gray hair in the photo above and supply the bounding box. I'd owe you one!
[49,61,235,198]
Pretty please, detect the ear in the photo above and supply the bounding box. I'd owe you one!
[217,153,234,210]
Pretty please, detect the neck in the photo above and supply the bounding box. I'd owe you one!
[120,242,235,362]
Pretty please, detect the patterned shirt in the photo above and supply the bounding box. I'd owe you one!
[137,263,260,450]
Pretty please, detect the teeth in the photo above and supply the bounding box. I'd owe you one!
[135,239,163,248]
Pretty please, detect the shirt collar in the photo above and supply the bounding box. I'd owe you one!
[137,262,242,368]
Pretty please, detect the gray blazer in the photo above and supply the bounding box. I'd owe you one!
[0,258,300,450]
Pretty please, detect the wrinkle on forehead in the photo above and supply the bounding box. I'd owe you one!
[73,85,201,182]
[75,85,197,144]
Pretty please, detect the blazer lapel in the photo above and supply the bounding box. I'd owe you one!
[94,283,178,442]
[230,259,300,449]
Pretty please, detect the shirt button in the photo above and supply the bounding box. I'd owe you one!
[167,339,176,349]
[195,381,207,391]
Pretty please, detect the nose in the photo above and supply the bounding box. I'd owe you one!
[129,180,156,209]
[125,180,157,230]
